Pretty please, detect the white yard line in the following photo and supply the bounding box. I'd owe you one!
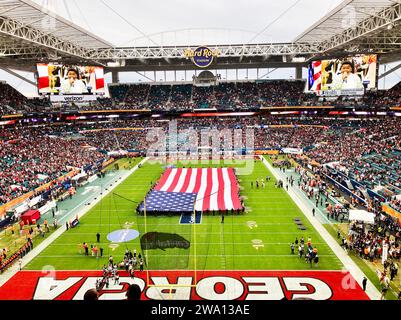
[18,268,348,272]
[59,231,309,235]
[72,222,298,226]
[25,254,338,258]
[260,156,381,300]
[220,224,227,269]
[0,158,148,287]
[46,242,331,246]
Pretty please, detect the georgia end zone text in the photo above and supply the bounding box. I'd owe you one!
[0,270,369,300]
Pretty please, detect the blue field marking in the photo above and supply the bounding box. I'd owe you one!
[107,229,140,242]
[179,212,202,224]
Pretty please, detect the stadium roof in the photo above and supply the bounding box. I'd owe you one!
[294,0,398,43]
[0,0,401,72]
[294,0,401,63]
[0,0,112,48]
[0,0,112,68]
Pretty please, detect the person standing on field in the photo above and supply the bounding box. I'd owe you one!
[362,277,367,291]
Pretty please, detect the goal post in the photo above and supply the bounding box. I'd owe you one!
[140,196,200,299]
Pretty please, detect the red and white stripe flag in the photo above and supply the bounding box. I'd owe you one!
[37,63,50,91]
[94,67,105,91]
[311,60,322,91]
[154,168,242,212]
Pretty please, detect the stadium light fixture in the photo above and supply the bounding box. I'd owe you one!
[292,57,306,63]
[107,61,120,67]
[262,55,270,61]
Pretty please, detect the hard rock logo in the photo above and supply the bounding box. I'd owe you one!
[184,46,220,68]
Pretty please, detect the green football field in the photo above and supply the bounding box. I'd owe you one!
[24,157,343,272]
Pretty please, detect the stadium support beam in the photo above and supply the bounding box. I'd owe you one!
[87,43,321,60]
[295,66,303,80]
[318,2,401,53]
[0,3,24,16]
[257,68,278,80]
[0,44,49,57]
[0,67,35,86]
[111,70,119,83]
[135,71,155,82]
[378,62,401,79]
[0,15,90,58]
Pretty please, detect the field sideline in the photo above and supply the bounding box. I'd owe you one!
[23,157,343,272]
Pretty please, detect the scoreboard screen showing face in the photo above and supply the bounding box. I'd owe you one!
[37,63,105,95]
[307,54,378,96]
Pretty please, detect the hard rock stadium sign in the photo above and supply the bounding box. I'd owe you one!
[184,46,220,68]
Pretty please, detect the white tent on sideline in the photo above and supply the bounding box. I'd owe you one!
[348,209,375,224]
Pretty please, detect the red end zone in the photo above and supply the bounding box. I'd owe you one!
[0,270,369,300]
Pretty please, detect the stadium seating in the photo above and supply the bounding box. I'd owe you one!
[170,84,193,110]
[0,83,51,114]
[148,85,172,110]
[0,99,401,209]
[0,127,105,206]
[1,116,401,207]
[2,80,401,114]
[192,85,214,109]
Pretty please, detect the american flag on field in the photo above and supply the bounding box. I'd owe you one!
[138,191,197,213]
[308,60,322,91]
[140,168,243,212]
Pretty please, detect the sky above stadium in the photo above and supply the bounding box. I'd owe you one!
[32,0,344,46]
[1,0,401,96]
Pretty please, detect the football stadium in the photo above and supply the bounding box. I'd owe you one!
[0,0,400,304]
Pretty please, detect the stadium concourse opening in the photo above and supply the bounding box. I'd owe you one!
[2,0,401,305]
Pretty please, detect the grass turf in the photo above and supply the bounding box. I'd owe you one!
[24,158,343,272]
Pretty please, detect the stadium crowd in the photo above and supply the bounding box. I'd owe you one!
[0,127,106,205]
[346,216,400,262]
[0,83,51,114]
[102,80,322,111]
[0,116,401,209]
[2,79,401,114]
[303,118,401,199]
[389,196,401,210]
[0,114,400,298]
